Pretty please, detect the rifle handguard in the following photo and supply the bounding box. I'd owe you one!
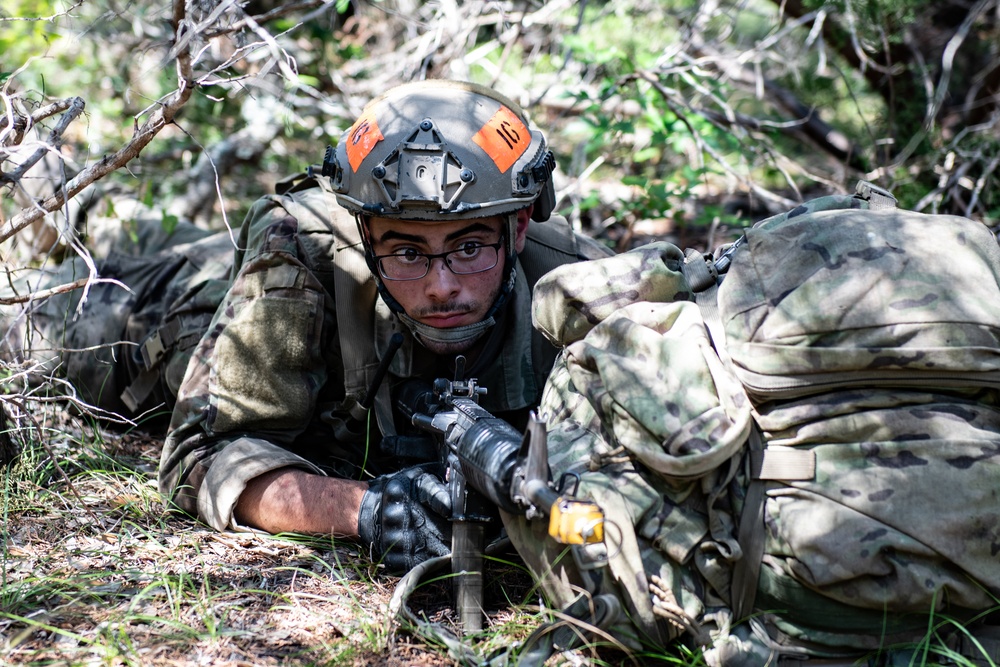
[440,400,525,515]
[405,376,608,546]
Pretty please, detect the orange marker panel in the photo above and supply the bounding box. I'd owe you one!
[346,109,384,173]
[472,105,529,174]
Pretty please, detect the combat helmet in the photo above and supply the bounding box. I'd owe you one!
[322,79,556,223]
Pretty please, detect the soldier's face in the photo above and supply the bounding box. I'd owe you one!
[366,214,527,332]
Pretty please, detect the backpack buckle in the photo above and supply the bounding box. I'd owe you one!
[139,319,181,371]
[854,180,897,210]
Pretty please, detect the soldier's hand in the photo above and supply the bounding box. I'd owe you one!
[357,463,452,574]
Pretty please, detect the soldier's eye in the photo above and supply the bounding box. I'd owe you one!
[456,242,484,258]
[396,248,424,264]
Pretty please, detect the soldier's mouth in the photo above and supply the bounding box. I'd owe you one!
[420,312,474,327]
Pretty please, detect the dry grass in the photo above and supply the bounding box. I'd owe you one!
[0,404,554,667]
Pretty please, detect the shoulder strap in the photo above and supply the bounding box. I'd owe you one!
[520,214,587,289]
[687,180,899,620]
[273,180,379,396]
[269,180,400,435]
[682,246,816,621]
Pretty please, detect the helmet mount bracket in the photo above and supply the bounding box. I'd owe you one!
[372,120,474,214]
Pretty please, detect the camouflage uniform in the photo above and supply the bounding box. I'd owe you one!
[158,176,611,531]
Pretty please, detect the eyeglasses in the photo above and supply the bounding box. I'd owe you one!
[374,238,504,281]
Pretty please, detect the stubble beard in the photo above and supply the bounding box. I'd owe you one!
[408,281,502,356]
[416,335,479,356]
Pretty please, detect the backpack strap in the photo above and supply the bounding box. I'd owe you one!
[120,317,184,412]
[284,177,381,398]
[730,425,768,621]
[683,247,816,622]
[683,248,729,365]
[520,214,589,284]
[120,367,162,413]
[277,178,400,436]
[521,215,603,396]
[685,179,896,619]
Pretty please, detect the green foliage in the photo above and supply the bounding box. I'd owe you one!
[558,0,999,229]
[562,44,750,235]
[562,3,678,75]
[0,3,60,62]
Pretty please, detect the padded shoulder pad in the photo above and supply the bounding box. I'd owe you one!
[279,183,358,242]
[521,214,613,289]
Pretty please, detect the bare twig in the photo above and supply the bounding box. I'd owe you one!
[0,97,85,184]
[0,277,90,306]
[0,0,195,246]
[967,154,1000,218]
[0,97,80,150]
[175,120,280,224]
[0,1,85,23]
[885,0,998,172]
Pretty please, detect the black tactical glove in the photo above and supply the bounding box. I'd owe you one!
[357,463,452,574]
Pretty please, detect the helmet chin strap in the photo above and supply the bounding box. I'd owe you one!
[398,312,496,351]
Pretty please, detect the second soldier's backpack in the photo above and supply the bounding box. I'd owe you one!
[506,183,1000,665]
[6,210,234,422]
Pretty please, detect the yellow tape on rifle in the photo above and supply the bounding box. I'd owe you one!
[548,498,604,545]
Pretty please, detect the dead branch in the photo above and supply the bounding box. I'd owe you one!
[0,97,81,149]
[0,277,90,306]
[0,1,85,24]
[0,97,85,185]
[777,0,901,94]
[0,0,194,247]
[674,28,869,172]
[886,0,998,171]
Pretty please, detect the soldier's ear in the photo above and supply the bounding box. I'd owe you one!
[513,206,532,253]
[357,214,376,247]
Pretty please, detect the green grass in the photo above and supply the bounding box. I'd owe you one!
[0,400,381,665]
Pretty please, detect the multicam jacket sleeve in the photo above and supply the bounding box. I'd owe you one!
[158,196,343,531]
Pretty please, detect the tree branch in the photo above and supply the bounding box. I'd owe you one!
[0,97,85,184]
[674,29,870,172]
[0,0,194,246]
[0,277,90,306]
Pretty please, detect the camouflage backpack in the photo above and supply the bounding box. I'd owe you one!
[504,182,1000,665]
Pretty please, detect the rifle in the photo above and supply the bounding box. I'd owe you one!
[385,355,606,632]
